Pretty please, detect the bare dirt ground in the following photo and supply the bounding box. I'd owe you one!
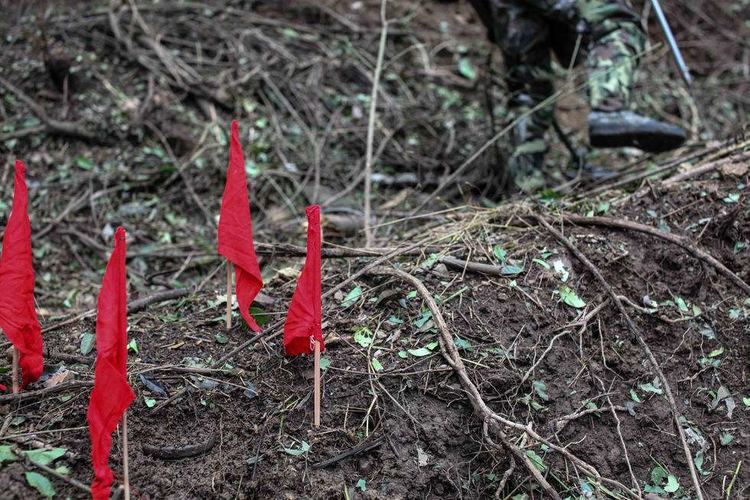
[0,1,749,499]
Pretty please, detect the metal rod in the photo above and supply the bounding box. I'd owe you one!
[650,0,692,87]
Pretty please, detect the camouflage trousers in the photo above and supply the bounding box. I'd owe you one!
[470,0,646,144]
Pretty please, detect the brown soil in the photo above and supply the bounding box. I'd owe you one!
[2,176,748,499]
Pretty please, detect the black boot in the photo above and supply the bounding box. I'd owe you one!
[588,110,687,153]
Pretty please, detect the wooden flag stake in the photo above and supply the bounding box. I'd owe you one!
[11,347,19,394]
[225,261,232,331]
[121,412,130,500]
[313,338,321,428]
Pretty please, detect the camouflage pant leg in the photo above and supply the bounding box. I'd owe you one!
[471,0,645,115]
[578,0,646,111]
[469,0,555,145]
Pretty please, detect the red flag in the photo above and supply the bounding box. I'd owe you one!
[218,120,264,332]
[0,160,43,387]
[87,227,134,500]
[284,205,323,355]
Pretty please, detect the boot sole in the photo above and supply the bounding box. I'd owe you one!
[590,125,686,153]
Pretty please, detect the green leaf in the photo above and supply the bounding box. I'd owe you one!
[743,397,750,407]
[24,448,66,467]
[370,358,384,372]
[407,347,432,357]
[127,339,139,353]
[708,346,724,358]
[526,450,547,472]
[639,378,664,395]
[25,472,55,498]
[75,155,95,170]
[406,290,418,299]
[630,389,642,403]
[398,350,408,359]
[319,357,331,371]
[560,286,585,309]
[492,246,507,263]
[387,315,403,325]
[214,332,228,345]
[342,286,362,309]
[353,327,374,348]
[532,380,550,401]
[250,306,272,327]
[413,311,433,329]
[281,27,299,39]
[454,336,472,351]
[501,263,524,276]
[356,478,367,491]
[675,296,689,313]
[694,449,708,476]
[80,332,95,355]
[651,465,668,485]
[0,445,17,464]
[421,253,439,269]
[723,193,740,204]
[720,432,734,446]
[144,397,156,408]
[54,465,70,475]
[458,58,477,80]
[408,342,438,357]
[664,474,679,493]
[282,441,311,456]
[533,258,550,270]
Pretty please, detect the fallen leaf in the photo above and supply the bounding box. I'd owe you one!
[560,286,585,309]
[25,472,55,498]
[44,369,72,389]
[342,286,362,309]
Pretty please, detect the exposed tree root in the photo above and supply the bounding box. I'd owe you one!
[560,213,750,295]
[369,265,636,499]
[535,215,705,500]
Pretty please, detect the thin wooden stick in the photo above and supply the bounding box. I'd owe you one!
[225,261,232,331]
[363,0,388,247]
[11,347,19,394]
[313,339,321,428]
[122,412,130,500]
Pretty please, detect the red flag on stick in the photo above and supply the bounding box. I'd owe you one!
[283,205,323,356]
[87,227,134,500]
[0,160,43,389]
[218,120,264,332]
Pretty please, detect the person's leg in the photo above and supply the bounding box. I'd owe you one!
[470,0,555,190]
[581,0,687,151]
[581,0,644,111]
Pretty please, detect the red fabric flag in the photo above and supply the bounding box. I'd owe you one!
[218,120,264,332]
[0,160,43,387]
[87,227,134,500]
[284,205,323,355]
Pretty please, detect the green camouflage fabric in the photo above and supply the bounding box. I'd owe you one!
[470,0,646,144]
